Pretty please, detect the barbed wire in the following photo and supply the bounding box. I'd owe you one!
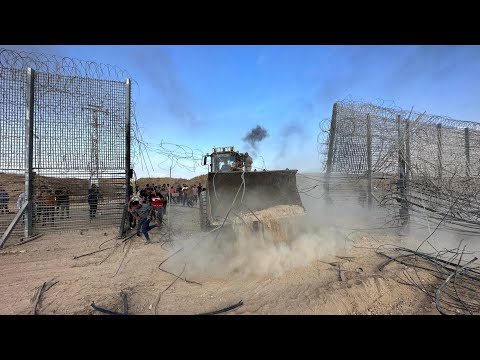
[0,48,133,82]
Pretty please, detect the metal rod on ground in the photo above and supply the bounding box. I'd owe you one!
[73,246,114,260]
[366,113,372,209]
[435,257,477,315]
[325,102,338,202]
[32,282,46,315]
[197,300,244,315]
[25,68,35,239]
[91,302,125,315]
[14,233,42,246]
[121,291,128,315]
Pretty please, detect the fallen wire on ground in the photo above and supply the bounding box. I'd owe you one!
[91,291,129,315]
[197,300,244,315]
[376,244,480,315]
[154,264,186,315]
[31,279,57,315]
[113,238,134,277]
[73,233,137,261]
[73,247,114,260]
[158,267,202,286]
[91,303,125,315]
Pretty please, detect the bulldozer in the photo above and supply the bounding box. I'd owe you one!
[199,146,305,242]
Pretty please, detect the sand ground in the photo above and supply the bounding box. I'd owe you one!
[0,201,439,315]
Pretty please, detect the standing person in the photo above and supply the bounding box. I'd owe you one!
[172,188,179,204]
[0,188,9,214]
[198,183,203,194]
[192,184,198,205]
[42,189,56,226]
[17,192,25,224]
[54,188,62,218]
[57,187,71,219]
[177,185,183,205]
[128,193,142,233]
[130,200,157,243]
[182,184,189,206]
[139,188,147,202]
[17,192,25,211]
[244,152,253,172]
[34,188,46,224]
[186,186,194,207]
[88,184,100,219]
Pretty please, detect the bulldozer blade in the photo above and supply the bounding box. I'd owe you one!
[205,170,304,226]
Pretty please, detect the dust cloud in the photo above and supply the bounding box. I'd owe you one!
[162,173,379,280]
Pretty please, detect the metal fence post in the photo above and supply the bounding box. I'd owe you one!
[366,114,372,209]
[25,68,35,239]
[325,103,338,200]
[437,123,443,184]
[465,127,470,178]
[405,119,411,183]
[119,79,131,238]
[397,115,408,225]
[397,115,405,178]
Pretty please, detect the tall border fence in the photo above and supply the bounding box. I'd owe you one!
[320,100,480,234]
[0,48,132,247]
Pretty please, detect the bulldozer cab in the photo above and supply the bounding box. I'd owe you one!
[212,152,237,172]
[203,147,242,173]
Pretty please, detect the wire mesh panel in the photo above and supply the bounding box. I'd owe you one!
[0,67,26,238]
[321,100,480,233]
[469,129,480,176]
[31,72,127,232]
[0,48,131,244]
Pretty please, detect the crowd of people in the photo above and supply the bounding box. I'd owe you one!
[133,183,204,207]
[1,181,205,239]
[0,184,100,226]
[127,182,204,243]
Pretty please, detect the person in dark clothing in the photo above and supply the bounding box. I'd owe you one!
[57,187,71,219]
[88,184,100,219]
[139,188,147,202]
[0,188,9,214]
[177,185,183,205]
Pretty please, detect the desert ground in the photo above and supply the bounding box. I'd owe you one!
[0,190,440,315]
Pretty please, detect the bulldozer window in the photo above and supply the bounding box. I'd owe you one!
[212,153,236,172]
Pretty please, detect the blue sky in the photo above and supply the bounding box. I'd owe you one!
[3,45,480,179]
